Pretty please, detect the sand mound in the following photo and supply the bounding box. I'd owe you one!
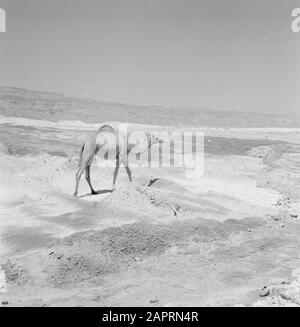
[149,178,188,193]
[246,146,280,164]
[258,168,300,200]
[43,216,265,287]
[134,175,154,186]
[246,146,300,199]
[101,182,182,218]
[44,223,172,286]
[1,216,266,290]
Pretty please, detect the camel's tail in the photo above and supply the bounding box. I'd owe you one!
[77,143,84,167]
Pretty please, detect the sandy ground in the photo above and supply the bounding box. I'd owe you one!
[1,117,300,306]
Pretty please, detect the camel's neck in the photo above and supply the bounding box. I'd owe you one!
[130,132,153,155]
[145,132,152,148]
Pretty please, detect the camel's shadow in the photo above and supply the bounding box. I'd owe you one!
[78,189,113,198]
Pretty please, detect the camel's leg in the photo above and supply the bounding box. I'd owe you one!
[85,165,97,195]
[125,165,132,182]
[74,165,85,197]
[112,158,120,191]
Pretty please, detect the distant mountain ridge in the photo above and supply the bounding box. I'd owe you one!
[0,86,299,127]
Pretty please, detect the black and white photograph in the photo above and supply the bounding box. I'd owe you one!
[0,0,300,309]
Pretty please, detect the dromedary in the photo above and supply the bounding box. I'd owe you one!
[73,124,161,197]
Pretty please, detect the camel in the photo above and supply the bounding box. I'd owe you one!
[73,124,162,197]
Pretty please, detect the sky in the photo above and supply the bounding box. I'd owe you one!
[0,0,299,115]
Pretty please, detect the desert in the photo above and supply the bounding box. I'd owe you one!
[0,86,300,306]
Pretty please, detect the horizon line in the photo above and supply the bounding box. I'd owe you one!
[1,84,299,118]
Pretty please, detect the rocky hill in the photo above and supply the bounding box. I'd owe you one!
[0,86,299,127]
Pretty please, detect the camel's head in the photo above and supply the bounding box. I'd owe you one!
[130,133,163,155]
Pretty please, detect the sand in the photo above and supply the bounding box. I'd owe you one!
[1,116,300,307]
